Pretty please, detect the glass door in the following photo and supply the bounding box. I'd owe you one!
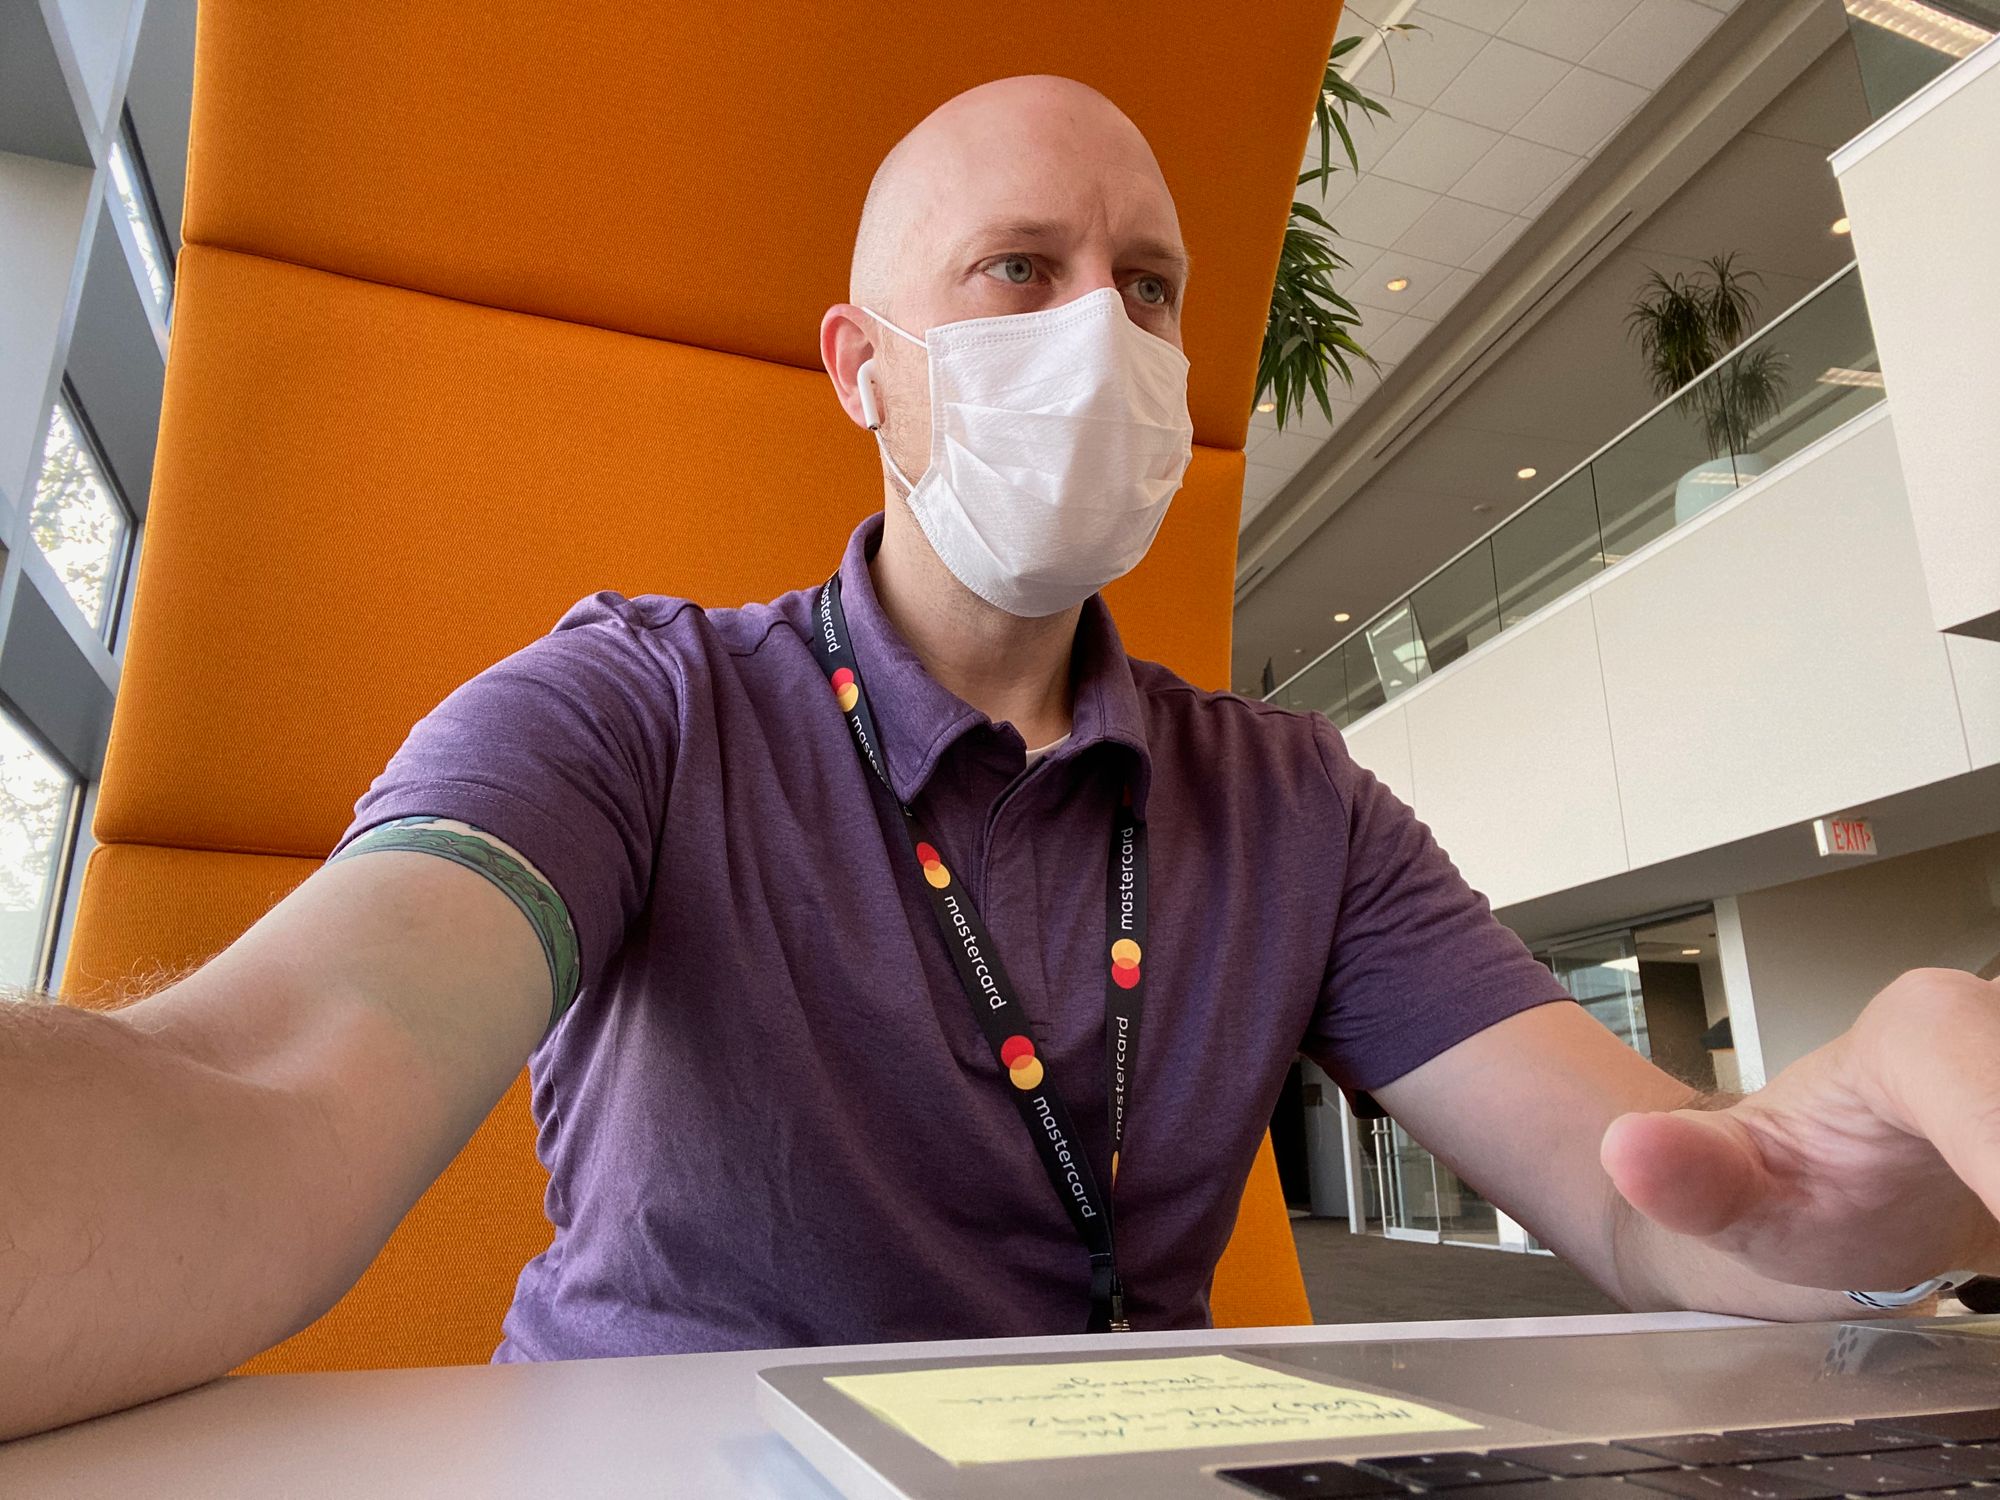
[1547,930,1652,1058]
[1377,1119,1442,1242]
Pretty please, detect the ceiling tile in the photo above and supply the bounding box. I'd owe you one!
[1259,426,1335,470]
[1416,0,1529,29]
[1431,38,1572,131]
[1356,11,1490,107]
[1394,194,1516,266]
[1583,0,1724,88]
[1408,265,1480,321]
[1512,67,1649,153]
[1520,156,1585,218]
[1367,315,1439,365]
[1450,133,1579,214]
[1463,214,1531,272]
[1373,109,1502,194]
[1328,175,1438,248]
[1348,251,1460,312]
[1330,238,1392,300]
[1500,0,1638,62]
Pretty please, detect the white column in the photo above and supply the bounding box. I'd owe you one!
[1712,895,1769,1092]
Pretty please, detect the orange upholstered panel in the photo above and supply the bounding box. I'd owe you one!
[95,247,1244,855]
[1210,1136,1314,1328]
[62,844,550,1372]
[181,3,1338,450]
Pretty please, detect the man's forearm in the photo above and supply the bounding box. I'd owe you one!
[0,995,349,1440]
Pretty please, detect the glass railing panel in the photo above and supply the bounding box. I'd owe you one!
[1366,602,1429,704]
[1275,643,1349,723]
[1492,467,1601,627]
[1590,358,1738,554]
[1339,633,1387,723]
[1737,267,1883,468]
[1411,539,1501,674]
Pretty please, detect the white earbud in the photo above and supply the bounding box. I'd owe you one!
[856,358,883,431]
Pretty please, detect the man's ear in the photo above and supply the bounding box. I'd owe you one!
[820,305,878,431]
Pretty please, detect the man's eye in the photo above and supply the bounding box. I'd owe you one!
[984,255,1036,285]
[1131,276,1169,307]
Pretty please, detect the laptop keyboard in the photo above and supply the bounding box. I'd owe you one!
[1218,1408,2000,1500]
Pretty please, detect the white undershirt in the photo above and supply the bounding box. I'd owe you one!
[1022,733,1071,767]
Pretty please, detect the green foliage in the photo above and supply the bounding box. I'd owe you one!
[1258,25,1412,431]
[1626,253,1789,460]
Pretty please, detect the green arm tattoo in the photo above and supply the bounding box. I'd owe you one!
[330,815,582,1029]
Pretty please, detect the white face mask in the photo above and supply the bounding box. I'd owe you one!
[861,287,1195,618]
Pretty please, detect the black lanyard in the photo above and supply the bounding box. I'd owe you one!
[815,573,1148,1333]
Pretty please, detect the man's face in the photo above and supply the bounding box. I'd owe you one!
[847,79,1190,487]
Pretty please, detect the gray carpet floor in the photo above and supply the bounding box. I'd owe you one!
[1291,1217,1626,1323]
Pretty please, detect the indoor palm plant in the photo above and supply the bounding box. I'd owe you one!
[1626,253,1788,521]
[1256,25,1408,429]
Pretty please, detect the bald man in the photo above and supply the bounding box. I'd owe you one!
[4,76,1995,1441]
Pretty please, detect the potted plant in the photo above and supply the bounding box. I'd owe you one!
[1626,253,1788,523]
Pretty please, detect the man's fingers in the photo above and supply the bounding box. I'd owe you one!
[1875,970,2000,1229]
[1601,1108,1771,1239]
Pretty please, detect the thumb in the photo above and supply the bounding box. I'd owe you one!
[1601,1107,1773,1238]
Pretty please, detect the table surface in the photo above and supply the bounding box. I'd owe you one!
[0,1310,1746,1499]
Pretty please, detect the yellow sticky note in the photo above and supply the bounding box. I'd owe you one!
[825,1353,1479,1465]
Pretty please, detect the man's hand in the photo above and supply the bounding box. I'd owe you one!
[1601,967,2000,1292]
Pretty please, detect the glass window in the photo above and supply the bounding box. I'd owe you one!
[0,713,77,992]
[107,132,171,317]
[32,400,131,635]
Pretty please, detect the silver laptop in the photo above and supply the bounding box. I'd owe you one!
[758,1316,2000,1499]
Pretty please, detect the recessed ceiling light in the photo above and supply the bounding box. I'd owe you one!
[1516,466,1538,480]
[1385,277,1410,293]
[1831,216,1851,235]
[1292,646,1303,653]
[1682,947,1702,956]
[1333,612,1351,623]
[1473,503,1495,514]
[1842,0,1991,58]
[1256,400,1276,412]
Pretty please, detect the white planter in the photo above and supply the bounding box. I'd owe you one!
[1674,451,1770,524]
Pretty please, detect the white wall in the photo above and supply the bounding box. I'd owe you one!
[1833,42,2000,640]
[1727,831,2000,1079]
[1338,408,1992,913]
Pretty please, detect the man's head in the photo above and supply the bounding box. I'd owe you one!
[821,75,1189,499]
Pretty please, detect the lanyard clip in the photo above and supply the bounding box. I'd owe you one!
[1109,1274,1132,1333]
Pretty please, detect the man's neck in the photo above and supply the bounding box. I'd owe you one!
[868,505,1079,751]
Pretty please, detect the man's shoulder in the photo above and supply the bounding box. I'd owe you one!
[541,581,820,672]
[1126,655,1349,786]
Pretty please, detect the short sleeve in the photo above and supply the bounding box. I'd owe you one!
[1302,716,1570,1101]
[331,592,679,992]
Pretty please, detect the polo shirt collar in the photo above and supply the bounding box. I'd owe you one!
[834,514,1154,816]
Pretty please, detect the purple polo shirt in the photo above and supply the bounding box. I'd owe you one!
[338,513,1568,1360]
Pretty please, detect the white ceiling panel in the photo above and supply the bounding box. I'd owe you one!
[1585,0,1727,88]
[1374,108,1504,193]
[1418,0,1530,28]
[1500,0,1641,63]
[1408,264,1480,321]
[1329,175,1439,250]
[1395,194,1518,267]
[1462,214,1531,272]
[1346,250,1461,312]
[1357,9,1490,108]
[1451,132,1580,214]
[1513,66,1649,153]
[1431,37,1573,132]
[1367,315,1440,366]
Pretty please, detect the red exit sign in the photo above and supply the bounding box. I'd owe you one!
[1813,816,1877,857]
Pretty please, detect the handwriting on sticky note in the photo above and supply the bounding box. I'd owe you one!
[824,1353,1479,1465]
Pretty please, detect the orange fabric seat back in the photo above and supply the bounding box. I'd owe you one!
[61,2,1330,1371]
